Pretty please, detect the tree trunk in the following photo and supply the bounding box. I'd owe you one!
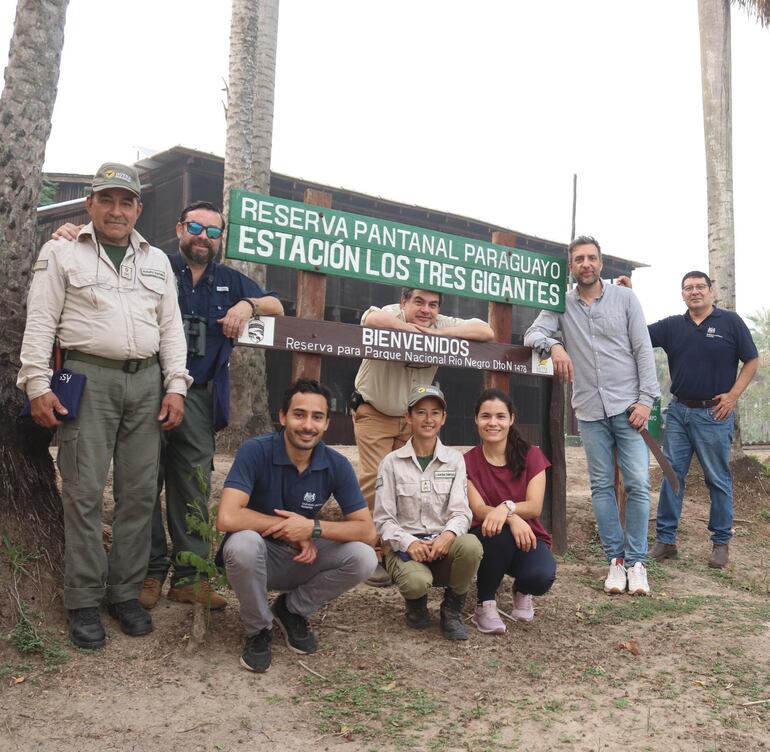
[220,0,281,451]
[698,0,745,458]
[0,0,70,563]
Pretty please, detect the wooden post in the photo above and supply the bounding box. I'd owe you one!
[291,189,331,381]
[485,231,515,392]
[549,377,567,554]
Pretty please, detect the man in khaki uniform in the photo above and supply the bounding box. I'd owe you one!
[17,163,190,649]
[352,288,493,585]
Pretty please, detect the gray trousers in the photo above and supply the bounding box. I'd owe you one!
[148,386,214,585]
[223,530,377,635]
[57,359,162,609]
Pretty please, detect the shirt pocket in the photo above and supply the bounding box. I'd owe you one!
[593,312,626,336]
[67,270,112,317]
[395,482,420,527]
[137,270,166,314]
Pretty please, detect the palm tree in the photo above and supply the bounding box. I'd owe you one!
[0,0,70,557]
[697,0,769,453]
[220,0,280,449]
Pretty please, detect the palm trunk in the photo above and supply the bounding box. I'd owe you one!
[220,0,281,450]
[0,0,70,561]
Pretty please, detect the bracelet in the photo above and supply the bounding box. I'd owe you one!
[240,298,258,314]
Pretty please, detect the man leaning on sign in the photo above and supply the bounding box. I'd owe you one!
[351,287,494,586]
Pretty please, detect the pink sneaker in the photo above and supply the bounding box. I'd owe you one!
[511,591,534,623]
[471,600,506,634]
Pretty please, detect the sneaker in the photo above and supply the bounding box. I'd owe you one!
[107,599,153,636]
[138,577,163,610]
[366,562,392,587]
[708,543,729,569]
[67,607,106,649]
[626,561,650,596]
[240,628,273,673]
[471,600,506,634]
[271,594,318,654]
[649,541,678,562]
[603,558,627,594]
[168,581,227,610]
[511,591,535,623]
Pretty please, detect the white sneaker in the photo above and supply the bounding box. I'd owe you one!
[511,591,534,623]
[603,558,627,594]
[626,561,650,596]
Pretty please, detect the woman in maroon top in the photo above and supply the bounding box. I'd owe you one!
[465,388,556,634]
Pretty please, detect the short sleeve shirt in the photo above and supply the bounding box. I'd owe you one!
[648,307,758,401]
[464,444,552,546]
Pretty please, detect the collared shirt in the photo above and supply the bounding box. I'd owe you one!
[648,306,758,401]
[373,437,471,552]
[223,431,367,518]
[17,223,190,400]
[354,303,486,416]
[523,280,659,421]
[170,254,271,386]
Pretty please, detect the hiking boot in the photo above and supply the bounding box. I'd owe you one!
[67,607,106,649]
[440,588,468,641]
[168,581,227,610]
[240,628,273,673]
[271,593,318,654]
[107,599,153,636]
[603,558,627,595]
[366,562,392,587]
[511,591,535,623]
[404,595,431,630]
[626,561,650,596]
[708,543,729,569]
[138,577,163,610]
[471,600,506,634]
[649,541,678,562]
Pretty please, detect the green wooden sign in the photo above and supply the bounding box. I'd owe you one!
[226,189,567,311]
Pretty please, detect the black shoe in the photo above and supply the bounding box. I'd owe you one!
[404,595,431,630]
[107,599,153,636]
[67,607,106,649]
[271,593,318,654]
[240,628,273,673]
[440,588,468,641]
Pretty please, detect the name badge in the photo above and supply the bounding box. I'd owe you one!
[216,286,230,292]
[420,480,431,493]
[434,470,456,480]
[120,264,134,280]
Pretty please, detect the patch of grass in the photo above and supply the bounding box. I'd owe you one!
[581,665,606,679]
[587,594,710,625]
[9,601,69,669]
[526,661,544,678]
[614,698,630,709]
[758,507,770,522]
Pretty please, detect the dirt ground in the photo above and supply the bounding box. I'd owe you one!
[2,446,770,752]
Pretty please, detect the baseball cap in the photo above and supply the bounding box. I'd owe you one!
[91,162,141,198]
[407,384,446,409]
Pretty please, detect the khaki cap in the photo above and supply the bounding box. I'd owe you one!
[407,384,446,409]
[91,162,141,197]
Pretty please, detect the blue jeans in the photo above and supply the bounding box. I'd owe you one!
[579,413,650,566]
[656,399,734,545]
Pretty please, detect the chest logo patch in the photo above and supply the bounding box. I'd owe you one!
[140,268,166,281]
[420,480,431,493]
[706,326,722,339]
[301,491,317,508]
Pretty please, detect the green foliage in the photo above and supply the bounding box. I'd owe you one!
[38,176,58,207]
[10,601,70,668]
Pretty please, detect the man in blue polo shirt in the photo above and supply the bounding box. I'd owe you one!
[647,271,758,569]
[216,378,378,673]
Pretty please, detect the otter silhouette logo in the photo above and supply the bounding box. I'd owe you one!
[240,316,275,347]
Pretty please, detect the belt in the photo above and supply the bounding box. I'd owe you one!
[64,350,159,374]
[675,397,719,409]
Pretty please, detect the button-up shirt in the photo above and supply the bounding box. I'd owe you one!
[18,223,190,400]
[374,437,471,552]
[524,280,659,421]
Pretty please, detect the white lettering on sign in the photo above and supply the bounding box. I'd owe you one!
[285,337,333,354]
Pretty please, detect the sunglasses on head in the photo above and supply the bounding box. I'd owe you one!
[183,221,223,240]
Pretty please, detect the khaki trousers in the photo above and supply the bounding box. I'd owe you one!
[352,402,411,509]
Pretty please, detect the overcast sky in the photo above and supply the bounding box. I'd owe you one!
[1,0,768,324]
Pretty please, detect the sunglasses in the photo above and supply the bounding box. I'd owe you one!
[183,221,223,240]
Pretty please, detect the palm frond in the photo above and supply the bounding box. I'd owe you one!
[733,0,770,27]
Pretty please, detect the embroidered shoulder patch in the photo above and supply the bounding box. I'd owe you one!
[33,259,48,272]
[140,268,166,281]
[375,476,383,490]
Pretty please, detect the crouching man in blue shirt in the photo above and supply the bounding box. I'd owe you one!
[216,379,378,673]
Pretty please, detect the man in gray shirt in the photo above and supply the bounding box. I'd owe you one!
[524,236,659,596]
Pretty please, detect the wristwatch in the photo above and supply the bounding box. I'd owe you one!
[503,500,517,517]
[311,519,322,539]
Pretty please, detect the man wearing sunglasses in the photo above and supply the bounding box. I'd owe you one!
[52,198,284,611]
